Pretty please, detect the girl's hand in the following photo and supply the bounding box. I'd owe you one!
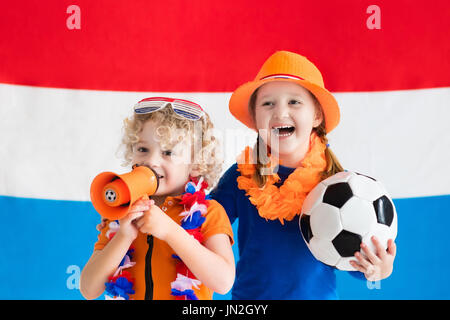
[135,200,176,241]
[349,236,397,281]
[116,198,154,241]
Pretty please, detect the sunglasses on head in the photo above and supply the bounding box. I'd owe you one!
[134,97,205,121]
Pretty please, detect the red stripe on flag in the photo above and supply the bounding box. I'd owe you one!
[0,0,449,92]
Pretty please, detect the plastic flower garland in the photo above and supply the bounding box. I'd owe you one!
[104,221,136,300]
[236,132,327,224]
[170,176,210,300]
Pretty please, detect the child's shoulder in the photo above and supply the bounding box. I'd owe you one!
[205,198,226,215]
[218,162,240,184]
[208,163,242,205]
[202,198,234,244]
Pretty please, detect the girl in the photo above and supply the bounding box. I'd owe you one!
[210,51,396,299]
[81,97,235,300]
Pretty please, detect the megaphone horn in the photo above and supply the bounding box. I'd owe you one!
[90,165,159,220]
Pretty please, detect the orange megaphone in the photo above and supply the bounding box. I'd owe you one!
[90,165,159,220]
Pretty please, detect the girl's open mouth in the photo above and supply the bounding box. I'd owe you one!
[271,125,295,137]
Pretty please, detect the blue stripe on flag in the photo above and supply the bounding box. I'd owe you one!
[1,194,449,299]
[0,195,99,299]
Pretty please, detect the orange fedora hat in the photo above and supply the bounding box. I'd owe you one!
[229,51,340,133]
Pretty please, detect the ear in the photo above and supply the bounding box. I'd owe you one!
[313,108,324,128]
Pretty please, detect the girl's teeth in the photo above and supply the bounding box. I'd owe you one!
[272,126,295,137]
[276,132,292,137]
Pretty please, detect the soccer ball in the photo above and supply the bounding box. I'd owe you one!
[299,171,397,271]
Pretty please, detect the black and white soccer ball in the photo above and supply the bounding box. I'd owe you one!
[299,171,397,271]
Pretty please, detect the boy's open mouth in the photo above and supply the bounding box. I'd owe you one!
[271,125,296,137]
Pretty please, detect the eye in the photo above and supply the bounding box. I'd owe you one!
[162,150,173,157]
[261,101,274,107]
[289,99,302,105]
[137,147,148,153]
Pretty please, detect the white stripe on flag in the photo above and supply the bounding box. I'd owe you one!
[1,83,449,201]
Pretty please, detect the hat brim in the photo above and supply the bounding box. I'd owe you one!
[229,78,340,133]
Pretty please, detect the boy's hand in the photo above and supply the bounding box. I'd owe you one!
[116,198,154,241]
[350,236,397,281]
[96,218,108,232]
[135,200,176,241]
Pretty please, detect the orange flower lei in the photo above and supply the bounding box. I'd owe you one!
[236,133,327,224]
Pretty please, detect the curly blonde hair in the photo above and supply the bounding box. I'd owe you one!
[119,104,223,188]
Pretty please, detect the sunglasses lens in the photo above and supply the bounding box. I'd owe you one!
[172,109,201,120]
[134,106,160,114]
[172,102,203,120]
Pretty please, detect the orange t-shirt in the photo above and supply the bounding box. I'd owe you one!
[93,195,234,300]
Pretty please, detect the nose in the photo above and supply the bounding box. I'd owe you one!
[273,101,290,119]
[140,150,162,169]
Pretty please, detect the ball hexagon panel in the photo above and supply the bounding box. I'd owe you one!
[362,223,393,256]
[340,196,377,237]
[323,182,353,209]
[309,237,341,267]
[375,180,393,200]
[373,195,395,227]
[335,257,356,271]
[348,174,385,202]
[332,230,362,257]
[302,182,327,215]
[309,203,343,241]
[299,214,313,244]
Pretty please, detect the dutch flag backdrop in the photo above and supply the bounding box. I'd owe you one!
[1,0,449,299]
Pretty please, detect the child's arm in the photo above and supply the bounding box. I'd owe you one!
[80,200,151,300]
[135,203,235,295]
[169,231,235,295]
[80,231,135,299]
